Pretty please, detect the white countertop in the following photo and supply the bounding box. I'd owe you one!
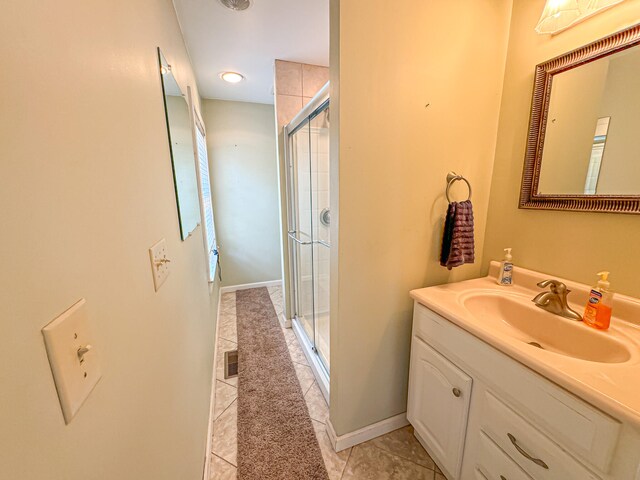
[410,262,640,430]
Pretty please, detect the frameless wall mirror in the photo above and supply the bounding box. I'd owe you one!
[158,48,201,239]
[520,23,640,214]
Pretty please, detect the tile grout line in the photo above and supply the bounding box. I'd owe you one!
[214,378,237,390]
[212,453,237,470]
[303,381,314,397]
[367,442,438,474]
[212,383,238,422]
[339,444,355,480]
[216,315,238,388]
[210,398,237,446]
[212,298,239,472]
[210,411,238,467]
[217,377,237,388]
[218,335,237,343]
[211,310,237,455]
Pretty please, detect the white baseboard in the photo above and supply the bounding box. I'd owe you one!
[219,279,282,294]
[326,413,409,452]
[203,287,223,480]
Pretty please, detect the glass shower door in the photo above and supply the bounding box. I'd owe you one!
[286,100,330,377]
[288,121,316,345]
[310,106,330,370]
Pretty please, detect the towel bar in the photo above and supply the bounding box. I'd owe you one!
[446,172,472,203]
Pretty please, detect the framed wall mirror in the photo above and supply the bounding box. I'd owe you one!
[158,48,201,239]
[520,23,640,214]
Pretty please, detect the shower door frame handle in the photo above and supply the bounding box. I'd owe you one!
[289,231,330,248]
[287,231,313,246]
[288,231,329,325]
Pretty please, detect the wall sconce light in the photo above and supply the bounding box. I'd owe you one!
[535,0,625,35]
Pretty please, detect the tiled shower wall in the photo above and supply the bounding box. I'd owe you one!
[274,60,329,128]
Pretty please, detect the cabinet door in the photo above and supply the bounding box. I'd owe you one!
[407,337,472,480]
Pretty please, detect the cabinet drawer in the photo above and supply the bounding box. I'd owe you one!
[477,431,533,480]
[502,371,620,473]
[481,392,601,480]
[413,302,620,472]
[407,337,472,480]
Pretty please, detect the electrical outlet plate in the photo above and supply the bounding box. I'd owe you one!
[149,238,170,291]
[42,299,102,424]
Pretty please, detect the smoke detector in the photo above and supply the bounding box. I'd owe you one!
[218,0,252,11]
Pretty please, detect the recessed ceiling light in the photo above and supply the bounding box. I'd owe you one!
[220,72,244,84]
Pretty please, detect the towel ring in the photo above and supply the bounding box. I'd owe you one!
[446,172,472,203]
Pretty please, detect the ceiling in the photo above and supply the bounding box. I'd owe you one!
[173,0,329,105]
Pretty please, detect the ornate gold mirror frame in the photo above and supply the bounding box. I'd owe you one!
[520,23,640,214]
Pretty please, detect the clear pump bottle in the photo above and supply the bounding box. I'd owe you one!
[497,248,513,286]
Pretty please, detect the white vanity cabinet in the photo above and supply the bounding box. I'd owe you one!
[407,337,472,479]
[407,302,640,480]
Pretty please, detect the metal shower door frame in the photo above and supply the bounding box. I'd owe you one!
[283,84,330,374]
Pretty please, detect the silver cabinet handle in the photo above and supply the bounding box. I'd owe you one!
[452,387,461,397]
[507,433,549,469]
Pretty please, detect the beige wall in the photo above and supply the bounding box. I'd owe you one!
[330,0,512,435]
[483,0,640,299]
[202,99,282,287]
[0,1,219,479]
[274,60,330,319]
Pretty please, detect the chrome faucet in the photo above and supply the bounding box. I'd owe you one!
[532,279,583,321]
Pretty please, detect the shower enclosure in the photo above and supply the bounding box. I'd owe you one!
[284,83,330,396]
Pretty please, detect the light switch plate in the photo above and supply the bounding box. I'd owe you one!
[42,299,102,424]
[149,238,170,291]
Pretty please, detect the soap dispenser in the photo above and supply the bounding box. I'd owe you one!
[497,248,513,286]
[583,271,614,330]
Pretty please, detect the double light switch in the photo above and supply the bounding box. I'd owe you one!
[149,238,171,291]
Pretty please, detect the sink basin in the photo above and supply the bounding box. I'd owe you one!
[462,292,631,364]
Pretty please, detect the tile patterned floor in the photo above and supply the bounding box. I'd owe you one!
[209,286,447,480]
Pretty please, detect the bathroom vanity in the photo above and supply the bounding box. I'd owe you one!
[407,263,640,480]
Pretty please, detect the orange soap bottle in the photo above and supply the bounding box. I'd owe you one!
[583,271,614,330]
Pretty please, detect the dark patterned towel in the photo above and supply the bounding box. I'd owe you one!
[440,200,475,270]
